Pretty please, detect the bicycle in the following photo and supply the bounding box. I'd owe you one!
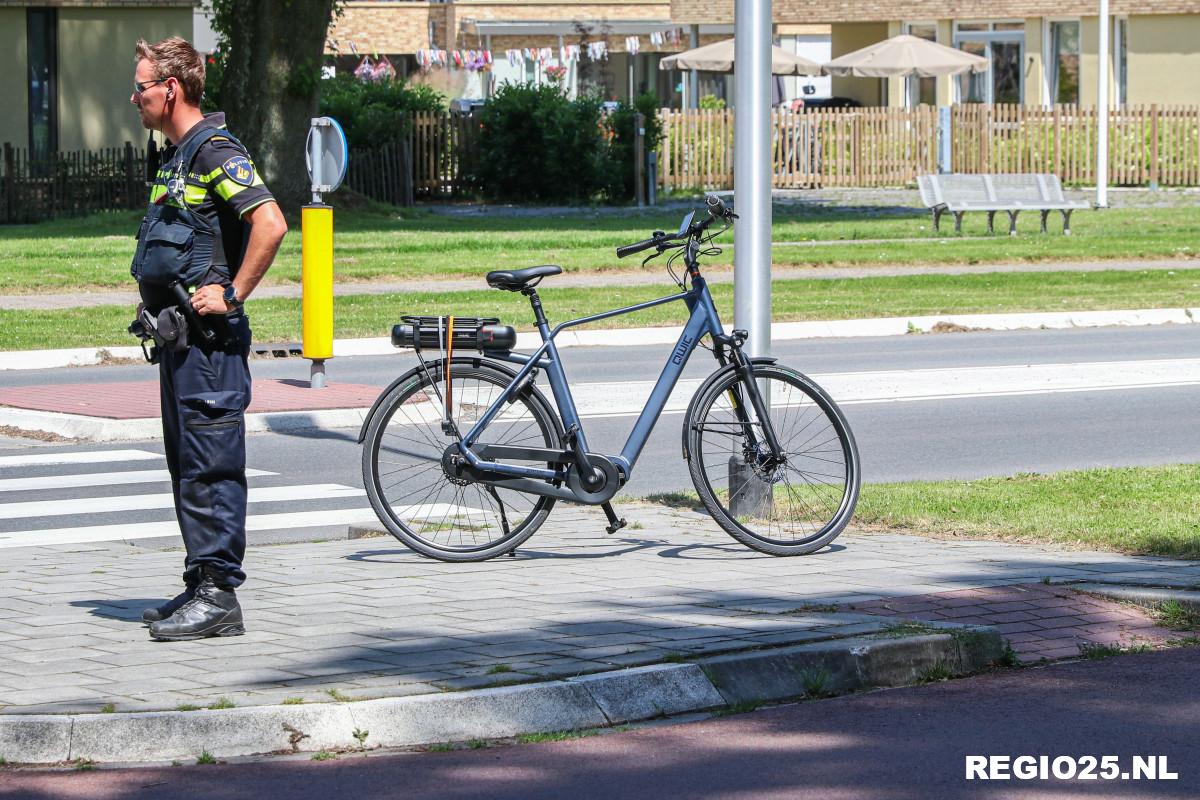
[359,195,860,562]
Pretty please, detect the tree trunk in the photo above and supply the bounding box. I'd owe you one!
[219,0,336,213]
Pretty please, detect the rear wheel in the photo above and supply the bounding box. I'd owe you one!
[362,361,562,561]
[685,363,860,555]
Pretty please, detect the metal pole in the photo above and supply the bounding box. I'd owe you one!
[1096,0,1109,208]
[729,0,773,519]
[688,25,700,109]
[733,0,772,360]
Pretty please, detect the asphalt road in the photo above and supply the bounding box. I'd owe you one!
[1,325,1198,548]
[3,648,1195,799]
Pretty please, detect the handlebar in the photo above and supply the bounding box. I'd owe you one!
[614,194,735,259]
[615,236,666,259]
[706,194,732,219]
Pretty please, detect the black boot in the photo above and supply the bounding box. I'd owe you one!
[141,583,196,624]
[149,570,244,641]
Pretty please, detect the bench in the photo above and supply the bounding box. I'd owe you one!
[917,173,1091,235]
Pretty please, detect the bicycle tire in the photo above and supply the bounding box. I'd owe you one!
[362,360,562,562]
[685,362,860,555]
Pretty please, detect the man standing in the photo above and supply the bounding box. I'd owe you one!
[130,37,287,641]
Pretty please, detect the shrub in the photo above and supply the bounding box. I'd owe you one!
[318,74,445,149]
[476,83,609,203]
[603,91,664,201]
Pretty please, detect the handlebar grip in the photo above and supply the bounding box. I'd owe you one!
[616,237,661,259]
[169,282,216,343]
[706,194,730,219]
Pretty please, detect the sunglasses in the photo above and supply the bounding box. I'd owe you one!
[133,78,168,95]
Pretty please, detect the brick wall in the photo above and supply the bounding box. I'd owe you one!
[328,3,435,55]
[454,1,668,23]
[0,1,194,6]
[669,0,1200,24]
[331,1,681,56]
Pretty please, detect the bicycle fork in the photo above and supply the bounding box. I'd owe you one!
[717,332,785,463]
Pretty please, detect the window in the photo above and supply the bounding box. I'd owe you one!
[26,8,58,161]
[904,23,937,106]
[954,21,1024,105]
[1049,21,1080,105]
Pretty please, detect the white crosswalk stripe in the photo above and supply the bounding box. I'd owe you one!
[0,449,374,549]
[0,449,161,468]
[0,468,274,493]
[0,484,365,520]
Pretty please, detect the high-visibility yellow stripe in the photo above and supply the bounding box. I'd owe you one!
[149,185,167,203]
[211,178,255,202]
[183,185,208,205]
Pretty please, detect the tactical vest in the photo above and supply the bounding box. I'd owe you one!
[130,127,239,288]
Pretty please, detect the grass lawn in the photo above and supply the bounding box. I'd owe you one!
[3,267,1199,350]
[855,465,1200,559]
[0,203,1197,293]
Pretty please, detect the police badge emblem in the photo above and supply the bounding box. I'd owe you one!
[222,156,255,186]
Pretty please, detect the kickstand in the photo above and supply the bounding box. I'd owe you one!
[600,502,627,535]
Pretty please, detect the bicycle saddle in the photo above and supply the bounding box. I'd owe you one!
[486,264,562,291]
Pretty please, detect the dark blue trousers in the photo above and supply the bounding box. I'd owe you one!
[159,313,252,588]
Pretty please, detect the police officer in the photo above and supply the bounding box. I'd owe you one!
[129,37,287,641]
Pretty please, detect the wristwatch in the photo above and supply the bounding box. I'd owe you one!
[223,284,243,310]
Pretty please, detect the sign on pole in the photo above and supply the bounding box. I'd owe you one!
[302,117,348,388]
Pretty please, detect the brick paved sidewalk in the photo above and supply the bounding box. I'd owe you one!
[1,503,1197,716]
[850,583,1194,662]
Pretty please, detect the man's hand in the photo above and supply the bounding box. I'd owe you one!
[191,284,231,316]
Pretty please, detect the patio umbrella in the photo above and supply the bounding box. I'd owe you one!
[822,34,988,78]
[659,38,821,76]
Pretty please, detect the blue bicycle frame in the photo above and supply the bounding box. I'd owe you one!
[453,275,726,483]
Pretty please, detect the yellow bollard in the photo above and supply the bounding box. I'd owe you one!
[301,203,334,387]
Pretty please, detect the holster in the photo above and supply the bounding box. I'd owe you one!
[128,305,190,363]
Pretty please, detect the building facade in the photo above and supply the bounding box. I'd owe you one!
[670,0,1200,108]
[1,0,195,155]
[327,0,736,105]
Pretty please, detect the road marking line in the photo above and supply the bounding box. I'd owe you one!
[0,484,364,520]
[0,468,275,494]
[0,449,161,469]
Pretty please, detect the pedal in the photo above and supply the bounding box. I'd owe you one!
[601,501,627,535]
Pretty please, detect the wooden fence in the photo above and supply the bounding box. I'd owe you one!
[1,142,145,223]
[346,140,414,207]
[659,104,1200,190]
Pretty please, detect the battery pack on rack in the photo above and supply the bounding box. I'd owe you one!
[391,316,517,353]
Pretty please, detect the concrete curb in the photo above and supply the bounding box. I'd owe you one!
[1069,583,1200,612]
[1,307,1197,372]
[0,625,1004,765]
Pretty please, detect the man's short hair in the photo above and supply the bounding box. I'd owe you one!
[135,36,205,105]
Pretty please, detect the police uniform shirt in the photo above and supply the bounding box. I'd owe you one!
[141,111,274,309]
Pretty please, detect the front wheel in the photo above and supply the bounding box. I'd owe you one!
[685,363,860,555]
